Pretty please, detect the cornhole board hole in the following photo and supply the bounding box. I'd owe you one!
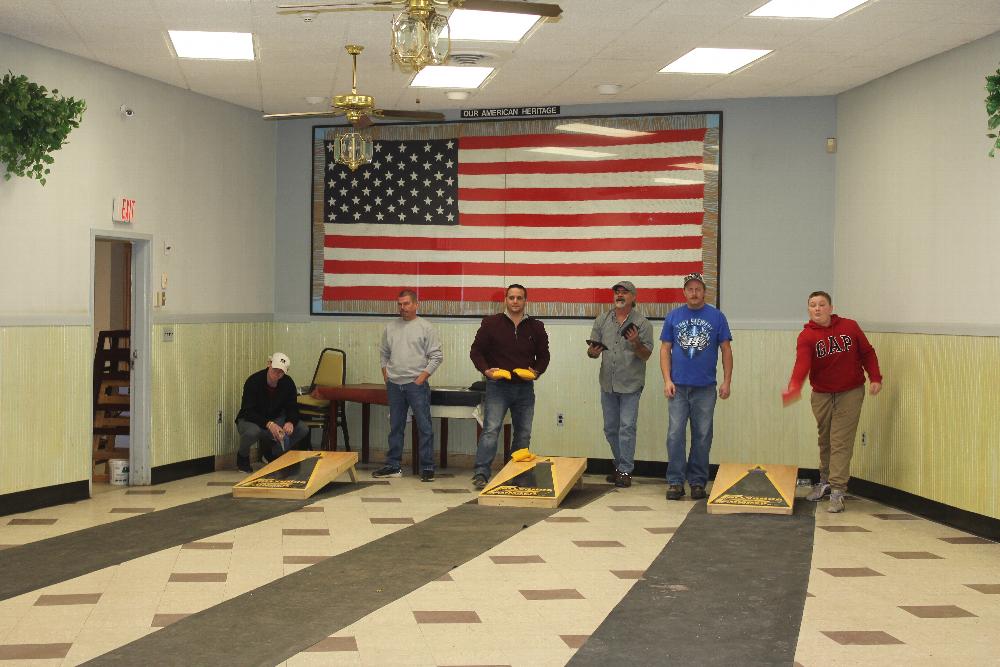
[233,451,358,500]
[478,456,586,509]
[707,463,798,515]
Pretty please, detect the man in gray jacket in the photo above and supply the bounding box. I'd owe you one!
[373,290,444,482]
[587,281,653,487]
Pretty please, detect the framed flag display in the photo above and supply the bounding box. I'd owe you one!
[310,112,721,317]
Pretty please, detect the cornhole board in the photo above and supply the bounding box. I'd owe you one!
[478,456,586,509]
[707,463,798,515]
[233,451,358,500]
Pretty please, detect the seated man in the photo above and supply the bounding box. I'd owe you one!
[235,352,309,473]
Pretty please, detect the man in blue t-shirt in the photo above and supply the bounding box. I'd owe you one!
[659,273,733,501]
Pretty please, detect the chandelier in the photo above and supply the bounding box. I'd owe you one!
[390,0,450,73]
[333,129,373,171]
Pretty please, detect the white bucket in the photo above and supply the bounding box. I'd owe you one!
[109,459,129,486]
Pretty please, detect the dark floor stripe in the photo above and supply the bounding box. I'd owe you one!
[0,482,367,602]
[570,500,816,665]
[83,503,556,667]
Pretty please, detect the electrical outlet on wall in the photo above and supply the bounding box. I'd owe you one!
[861,432,867,446]
[217,410,223,424]
[556,413,564,427]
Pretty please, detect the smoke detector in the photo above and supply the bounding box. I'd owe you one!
[596,83,622,95]
[446,91,470,101]
[304,96,326,105]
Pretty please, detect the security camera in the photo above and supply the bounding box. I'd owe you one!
[120,104,135,119]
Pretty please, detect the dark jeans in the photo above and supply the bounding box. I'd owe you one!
[386,381,435,471]
[237,416,309,459]
[474,379,534,477]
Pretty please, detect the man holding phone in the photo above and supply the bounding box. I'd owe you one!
[587,281,653,487]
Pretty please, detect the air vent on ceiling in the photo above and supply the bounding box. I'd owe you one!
[449,52,494,66]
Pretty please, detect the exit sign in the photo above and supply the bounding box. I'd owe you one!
[112,197,135,223]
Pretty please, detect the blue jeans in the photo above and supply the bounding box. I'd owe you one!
[386,381,435,471]
[600,390,642,474]
[665,384,718,486]
[237,416,309,458]
[474,380,534,477]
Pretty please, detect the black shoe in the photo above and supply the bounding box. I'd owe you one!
[236,455,253,474]
[420,469,435,482]
[666,484,685,500]
[372,465,402,478]
[690,485,706,500]
[472,473,488,489]
[605,473,617,483]
[614,471,632,488]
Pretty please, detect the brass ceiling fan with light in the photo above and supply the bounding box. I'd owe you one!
[277,0,563,72]
[264,44,446,170]
[262,44,444,126]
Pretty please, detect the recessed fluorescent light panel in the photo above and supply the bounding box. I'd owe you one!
[555,123,650,138]
[410,66,494,88]
[168,30,255,60]
[660,48,772,74]
[749,0,869,19]
[449,9,540,41]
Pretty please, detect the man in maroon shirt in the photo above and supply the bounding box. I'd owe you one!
[783,291,882,512]
[469,285,550,489]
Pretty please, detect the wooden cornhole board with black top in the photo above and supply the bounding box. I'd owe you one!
[233,451,358,500]
[707,463,798,515]
[478,456,586,509]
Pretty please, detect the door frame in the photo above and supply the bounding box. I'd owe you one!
[91,230,152,486]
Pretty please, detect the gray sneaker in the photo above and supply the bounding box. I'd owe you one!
[806,481,831,501]
[827,490,846,513]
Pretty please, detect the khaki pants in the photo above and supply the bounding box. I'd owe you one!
[810,385,865,492]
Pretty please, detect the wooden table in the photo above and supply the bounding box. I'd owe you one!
[313,383,511,474]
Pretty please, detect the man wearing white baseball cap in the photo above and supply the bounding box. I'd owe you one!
[234,352,309,473]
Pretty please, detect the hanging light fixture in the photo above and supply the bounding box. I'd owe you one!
[333,129,373,171]
[390,0,450,73]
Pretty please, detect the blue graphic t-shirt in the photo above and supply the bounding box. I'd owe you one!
[660,305,733,387]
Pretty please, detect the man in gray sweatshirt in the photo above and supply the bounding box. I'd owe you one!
[373,290,444,481]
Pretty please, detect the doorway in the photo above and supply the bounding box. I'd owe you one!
[92,232,152,487]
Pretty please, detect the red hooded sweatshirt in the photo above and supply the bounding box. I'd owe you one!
[788,315,882,394]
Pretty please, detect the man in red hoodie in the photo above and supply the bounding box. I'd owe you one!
[783,291,882,512]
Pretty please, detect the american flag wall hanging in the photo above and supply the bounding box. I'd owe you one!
[310,112,721,317]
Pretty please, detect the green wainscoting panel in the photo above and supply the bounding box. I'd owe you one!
[0,326,91,495]
[151,322,273,467]
[853,332,1000,519]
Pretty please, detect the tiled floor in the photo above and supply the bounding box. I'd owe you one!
[0,471,997,666]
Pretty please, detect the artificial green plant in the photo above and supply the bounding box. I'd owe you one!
[987,67,1000,158]
[0,71,86,185]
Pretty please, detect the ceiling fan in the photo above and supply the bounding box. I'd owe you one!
[262,44,445,126]
[277,0,563,19]
[277,0,563,72]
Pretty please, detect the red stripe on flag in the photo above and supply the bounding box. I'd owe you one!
[325,235,702,252]
[324,260,703,277]
[457,156,704,175]
[458,129,708,150]
[459,212,703,227]
[458,184,704,202]
[324,286,686,303]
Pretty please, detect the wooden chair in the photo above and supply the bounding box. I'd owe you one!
[92,330,131,481]
[297,348,349,451]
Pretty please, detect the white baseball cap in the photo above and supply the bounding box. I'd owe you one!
[269,352,290,373]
